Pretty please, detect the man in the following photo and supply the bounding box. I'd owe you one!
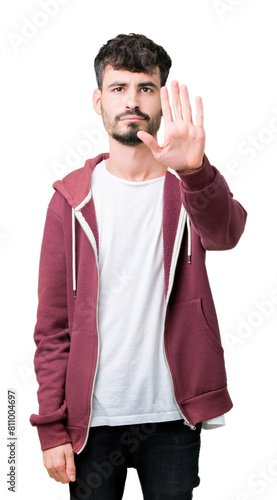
[30,33,247,499]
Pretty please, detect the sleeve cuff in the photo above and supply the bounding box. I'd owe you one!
[36,421,71,451]
[177,154,216,191]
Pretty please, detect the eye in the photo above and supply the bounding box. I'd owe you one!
[141,87,152,93]
[113,87,124,93]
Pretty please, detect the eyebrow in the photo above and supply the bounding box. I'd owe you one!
[107,81,159,90]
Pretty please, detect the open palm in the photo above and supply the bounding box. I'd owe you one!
[137,81,206,172]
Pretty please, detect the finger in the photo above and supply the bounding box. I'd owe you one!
[180,85,192,122]
[65,447,76,482]
[160,86,173,123]
[171,81,182,120]
[55,467,70,484]
[47,460,70,484]
[43,448,70,484]
[137,131,161,156]
[195,96,204,127]
[54,464,70,484]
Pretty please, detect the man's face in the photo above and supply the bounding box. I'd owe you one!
[93,65,162,146]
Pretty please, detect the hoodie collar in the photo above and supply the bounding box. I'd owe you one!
[53,153,110,209]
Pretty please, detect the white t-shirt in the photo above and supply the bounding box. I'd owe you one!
[90,160,225,429]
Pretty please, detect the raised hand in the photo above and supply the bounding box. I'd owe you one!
[137,81,206,172]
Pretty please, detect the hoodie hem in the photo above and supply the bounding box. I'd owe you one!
[179,385,233,426]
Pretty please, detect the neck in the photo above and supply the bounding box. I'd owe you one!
[105,136,167,182]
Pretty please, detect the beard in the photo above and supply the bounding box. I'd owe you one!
[101,107,162,146]
[112,122,146,146]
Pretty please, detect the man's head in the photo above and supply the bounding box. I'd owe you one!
[94,33,172,91]
[93,34,172,146]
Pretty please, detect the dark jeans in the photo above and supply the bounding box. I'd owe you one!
[69,419,202,500]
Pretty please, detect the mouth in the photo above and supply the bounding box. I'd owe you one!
[119,116,145,122]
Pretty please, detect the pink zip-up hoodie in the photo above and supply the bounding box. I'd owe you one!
[30,153,247,453]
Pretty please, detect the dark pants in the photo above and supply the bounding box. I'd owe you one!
[69,420,202,500]
[69,419,202,500]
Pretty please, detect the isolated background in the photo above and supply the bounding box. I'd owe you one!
[1,1,277,499]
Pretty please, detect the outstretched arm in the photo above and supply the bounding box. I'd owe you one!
[138,81,247,250]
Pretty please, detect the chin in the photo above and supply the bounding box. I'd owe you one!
[112,133,143,146]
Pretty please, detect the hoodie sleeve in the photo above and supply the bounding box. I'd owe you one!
[177,154,247,250]
[30,195,72,450]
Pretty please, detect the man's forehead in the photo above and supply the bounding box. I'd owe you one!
[102,65,161,86]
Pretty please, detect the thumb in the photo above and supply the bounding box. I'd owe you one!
[137,131,161,156]
[65,447,76,482]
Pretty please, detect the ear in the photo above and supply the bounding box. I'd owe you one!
[93,88,102,115]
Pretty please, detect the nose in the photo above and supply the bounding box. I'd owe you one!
[126,106,139,114]
[125,88,140,111]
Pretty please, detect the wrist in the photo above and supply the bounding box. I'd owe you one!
[177,167,200,173]
[176,156,204,174]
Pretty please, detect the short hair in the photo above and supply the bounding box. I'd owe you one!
[94,33,172,89]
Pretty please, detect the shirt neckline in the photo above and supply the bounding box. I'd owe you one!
[103,161,165,186]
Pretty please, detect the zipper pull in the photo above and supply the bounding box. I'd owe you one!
[183,419,196,430]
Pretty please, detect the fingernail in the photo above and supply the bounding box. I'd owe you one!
[69,474,76,481]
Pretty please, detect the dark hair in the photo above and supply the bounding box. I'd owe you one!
[94,33,172,89]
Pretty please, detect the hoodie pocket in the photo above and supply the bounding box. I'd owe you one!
[196,298,223,356]
[165,298,226,402]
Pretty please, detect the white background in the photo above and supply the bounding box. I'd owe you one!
[1,0,277,499]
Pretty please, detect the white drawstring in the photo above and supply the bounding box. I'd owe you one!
[72,208,76,298]
[187,216,192,264]
[167,168,192,264]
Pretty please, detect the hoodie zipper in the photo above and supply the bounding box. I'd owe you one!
[73,207,101,454]
[163,205,196,431]
[163,343,195,430]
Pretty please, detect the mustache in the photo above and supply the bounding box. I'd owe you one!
[116,110,150,121]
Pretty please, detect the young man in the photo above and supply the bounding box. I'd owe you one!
[30,33,247,499]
